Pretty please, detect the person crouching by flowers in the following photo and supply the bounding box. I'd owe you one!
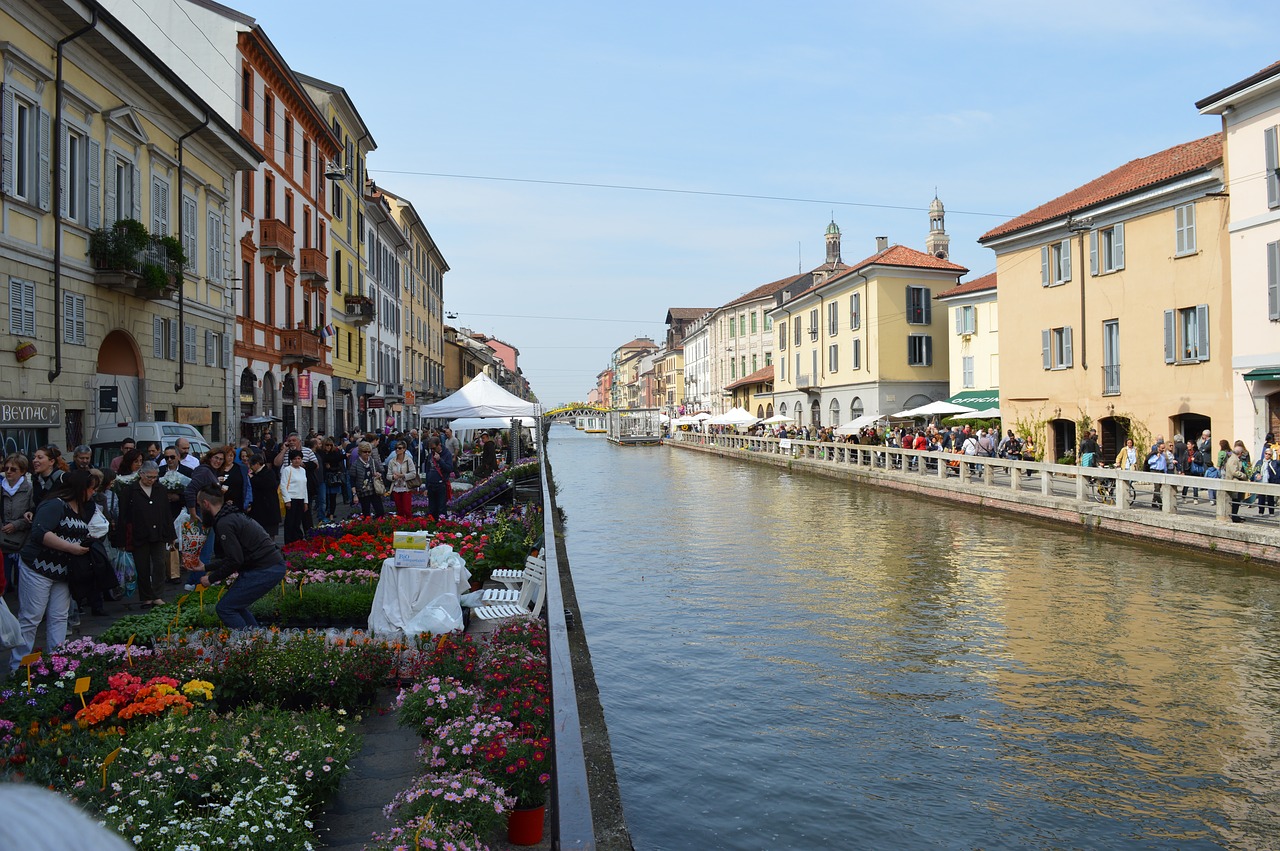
[9,468,95,673]
[195,485,286,629]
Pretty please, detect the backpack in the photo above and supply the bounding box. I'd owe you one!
[1191,447,1206,467]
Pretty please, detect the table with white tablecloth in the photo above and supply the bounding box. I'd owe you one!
[368,556,472,639]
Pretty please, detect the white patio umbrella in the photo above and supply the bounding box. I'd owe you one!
[708,407,761,427]
[953,407,1001,420]
[761,413,795,425]
[835,413,885,435]
[895,400,977,418]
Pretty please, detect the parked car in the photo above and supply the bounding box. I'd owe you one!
[89,421,211,468]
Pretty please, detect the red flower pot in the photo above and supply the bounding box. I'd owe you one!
[507,803,546,845]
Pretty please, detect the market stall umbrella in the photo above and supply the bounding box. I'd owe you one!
[708,407,761,427]
[895,400,977,419]
[760,413,796,425]
[834,414,885,435]
[953,407,1002,420]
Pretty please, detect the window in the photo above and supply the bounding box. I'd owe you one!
[751,353,757,373]
[907,334,933,366]
[151,176,170,236]
[153,316,177,360]
[1040,239,1071,286]
[729,316,735,338]
[1175,203,1196,256]
[906,286,932,324]
[955,305,976,335]
[61,126,97,225]
[263,174,274,219]
[764,351,771,367]
[207,211,223,282]
[1269,240,1280,321]
[850,338,861,370]
[827,301,839,336]
[779,357,786,382]
[1041,327,1073,370]
[750,312,757,333]
[8,278,35,336]
[62,292,85,345]
[764,313,772,331]
[741,355,746,377]
[730,359,736,380]
[849,292,861,330]
[828,344,838,372]
[183,323,197,363]
[3,90,48,208]
[962,356,974,388]
[1102,319,1120,394]
[110,154,136,225]
[1267,126,1280,210]
[181,195,197,272]
[241,170,252,215]
[1164,304,1209,364]
[808,308,819,341]
[284,190,293,228]
[1090,223,1125,274]
[283,116,293,160]
[793,316,801,348]
[241,66,252,113]
[263,93,273,136]
[263,271,273,326]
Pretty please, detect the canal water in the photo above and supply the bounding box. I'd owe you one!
[549,426,1280,850]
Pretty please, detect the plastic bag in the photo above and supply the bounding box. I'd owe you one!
[402,593,464,635]
[428,544,466,572]
[111,547,137,599]
[0,597,21,649]
[87,505,110,540]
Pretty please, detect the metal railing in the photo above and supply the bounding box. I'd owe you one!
[1103,363,1121,395]
[670,431,1280,526]
[536,424,596,848]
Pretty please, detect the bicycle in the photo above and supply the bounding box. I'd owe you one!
[1089,465,1136,505]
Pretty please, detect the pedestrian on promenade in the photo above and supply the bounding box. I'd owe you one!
[195,485,286,629]
[1147,438,1170,508]
[280,450,310,544]
[1258,447,1280,516]
[246,454,281,540]
[1222,443,1249,523]
[1079,430,1100,468]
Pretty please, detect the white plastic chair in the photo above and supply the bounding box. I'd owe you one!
[490,553,545,592]
[473,558,546,621]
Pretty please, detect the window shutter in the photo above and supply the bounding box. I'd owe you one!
[1269,241,1280,321]
[1175,204,1186,254]
[182,195,197,272]
[970,308,977,335]
[63,293,73,342]
[1041,246,1050,286]
[922,290,932,324]
[86,138,100,229]
[1062,327,1073,368]
[8,281,20,334]
[22,283,34,336]
[924,335,933,367]
[222,334,233,369]
[205,329,215,366]
[38,109,51,212]
[0,84,13,196]
[153,315,164,359]
[168,318,178,361]
[182,323,193,363]
[1089,230,1098,276]
[1113,222,1124,270]
[58,125,69,217]
[1042,329,1051,370]
[131,165,141,222]
[1196,304,1209,361]
[1163,309,1175,363]
[152,178,168,235]
[1266,126,1280,209]
[1060,239,1071,282]
[955,307,963,334]
[207,212,218,282]
[104,154,117,226]
[74,294,85,344]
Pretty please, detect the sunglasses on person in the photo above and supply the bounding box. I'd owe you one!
[164,454,177,460]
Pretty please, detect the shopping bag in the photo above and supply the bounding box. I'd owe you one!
[0,597,21,649]
[168,548,182,580]
[112,547,137,599]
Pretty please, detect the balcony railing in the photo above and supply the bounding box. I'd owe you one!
[1103,363,1121,395]
[92,236,178,300]
[259,218,295,264]
[299,247,328,283]
[344,294,375,326]
[280,328,323,366]
[795,373,817,390]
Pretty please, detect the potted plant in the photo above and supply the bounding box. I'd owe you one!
[88,218,149,271]
[479,733,552,845]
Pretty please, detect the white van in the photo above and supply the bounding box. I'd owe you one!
[89,421,212,467]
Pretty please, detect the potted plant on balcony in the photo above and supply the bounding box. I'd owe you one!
[88,218,149,271]
[140,235,187,298]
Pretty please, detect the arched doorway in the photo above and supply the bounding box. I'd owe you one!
[779,402,787,418]
[1270,392,1280,438]
[756,404,764,419]
[765,403,773,418]
[809,399,820,428]
[262,373,277,420]
[238,368,257,439]
[1097,416,1130,459]
[94,330,143,435]
[829,398,841,427]
[1175,412,1211,449]
[1050,418,1076,463]
[281,373,296,436]
[316,380,329,436]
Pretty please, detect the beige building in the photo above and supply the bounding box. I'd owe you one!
[1,0,260,451]
[979,135,1230,460]
[935,272,999,411]
[1198,61,1280,448]
[770,237,965,429]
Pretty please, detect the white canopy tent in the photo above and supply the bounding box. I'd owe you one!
[761,413,795,425]
[708,407,761,427]
[895,400,976,419]
[448,416,538,431]
[419,373,541,420]
[835,413,886,435]
[952,408,1002,420]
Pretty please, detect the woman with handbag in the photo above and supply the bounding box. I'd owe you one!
[1,453,35,596]
[386,440,419,518]
[9,468,95,673]
[116,462,178,606]
[350,441,385,518]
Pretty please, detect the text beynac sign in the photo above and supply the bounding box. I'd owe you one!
[0,400,60,426]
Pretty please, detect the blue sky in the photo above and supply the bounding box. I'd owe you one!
[253,0,1277,405]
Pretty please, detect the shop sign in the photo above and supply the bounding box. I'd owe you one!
[0,400,60,426]
[298,374,311,401]
[367,397,386,409]
[175,406,212,427]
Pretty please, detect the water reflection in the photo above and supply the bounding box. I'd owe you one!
[551,428,1280,849]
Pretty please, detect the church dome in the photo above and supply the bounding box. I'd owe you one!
[825,220,840,236]
[929,197,944,214]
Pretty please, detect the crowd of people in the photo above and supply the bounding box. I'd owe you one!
[0,423,515,675]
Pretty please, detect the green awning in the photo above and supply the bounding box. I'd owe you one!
[1243,367,1280,382]
[947,389,1000,407]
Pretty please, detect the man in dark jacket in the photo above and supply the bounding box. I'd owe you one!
[195,485,285,628]
[423,437,453,520]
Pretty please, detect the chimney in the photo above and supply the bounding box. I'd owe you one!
[876,236,889,252]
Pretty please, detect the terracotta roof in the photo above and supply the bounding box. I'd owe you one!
[935,272,997,300]
[725,365,774,391]
[980,134,1223,242]
[791,246,967,299]
[617,338,657,351]
[1196,60,1280,110]
[665,307,712,322]
[725,271,815,308]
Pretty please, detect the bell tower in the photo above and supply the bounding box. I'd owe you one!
[824,219,842,266]
[925,195,949,260]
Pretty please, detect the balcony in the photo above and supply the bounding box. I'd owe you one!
[91,231,179,301]
[1103,364,1121,396]
[280,328,323,366]
[795,374,818,391]
[299,247,328,284]
[259,218,295,265]
[344,294,375,326]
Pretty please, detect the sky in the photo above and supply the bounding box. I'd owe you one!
[247,0,1278,406]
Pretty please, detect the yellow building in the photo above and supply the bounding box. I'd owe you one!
[935,272,999,412]
[382,186,448,429]
[978,135,1230,460]
[769,241,965,428]
[1,0,259,449]
[297,73,375,435]
[726,365,775,418]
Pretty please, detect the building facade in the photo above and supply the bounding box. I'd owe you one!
[2,0,259,452]
[934,272,999,409]
[362,181,407,433]
[979,135,1230,460]
[1198,62,1280,448]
